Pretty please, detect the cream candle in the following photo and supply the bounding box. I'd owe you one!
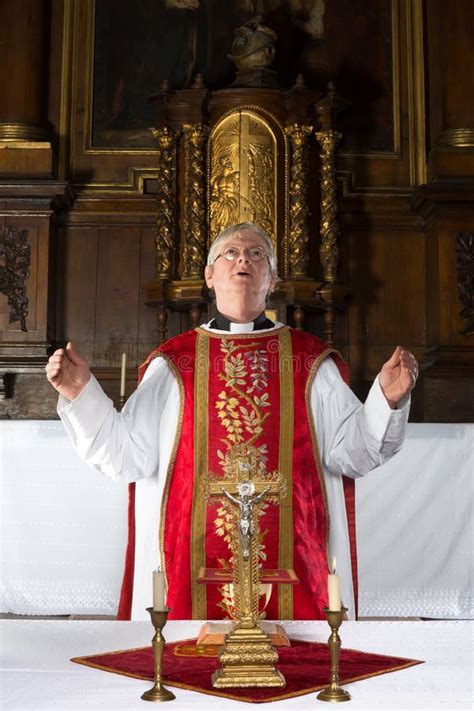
[328,556,341,611]
[153,567,166,611]
[120,352,127,398]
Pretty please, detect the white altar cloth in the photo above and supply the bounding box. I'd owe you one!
[1,620,472,709]
[356,423,473,619]
[1,421,472,618]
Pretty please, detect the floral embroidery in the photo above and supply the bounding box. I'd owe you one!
[215,340,270,450]
[214,505,234,547]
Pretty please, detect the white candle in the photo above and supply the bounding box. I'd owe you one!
[120,352,127,398]
[328,556,341,611]
[153,568,166,611]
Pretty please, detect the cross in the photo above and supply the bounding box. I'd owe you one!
[206,447,285,499]
[206,445,286,628]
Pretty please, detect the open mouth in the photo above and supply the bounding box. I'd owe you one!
[235,270,251,277]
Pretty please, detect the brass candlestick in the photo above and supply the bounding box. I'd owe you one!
[141,607,175,703]
[317,607,351,703]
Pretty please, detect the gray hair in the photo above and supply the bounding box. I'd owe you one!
[207,222,277,276]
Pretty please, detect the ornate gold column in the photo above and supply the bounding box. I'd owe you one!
[150,127,179,280]
[314,130,341,285]
[314,128,342,346]
[0,0,50,142]
[285,124,313,278]
[182,124,209,279]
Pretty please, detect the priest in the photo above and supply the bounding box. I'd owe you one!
[46,222,418,621]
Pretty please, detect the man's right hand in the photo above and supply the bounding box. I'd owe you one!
[46,341,91,401]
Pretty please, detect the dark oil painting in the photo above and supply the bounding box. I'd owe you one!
[92,0,393,152]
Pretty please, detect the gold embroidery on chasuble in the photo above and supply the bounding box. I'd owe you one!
[192,327,295,620]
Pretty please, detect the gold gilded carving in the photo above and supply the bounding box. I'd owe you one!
[210,143,240,239]
[218,647,277,662]
[209,111,276,244]
[150,127,179,279]
[314,130,342,283]
[285,124,313,278]
[183,124,209,279]
[212,623,284,687]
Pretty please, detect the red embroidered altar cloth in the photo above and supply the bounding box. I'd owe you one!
[72,637,423,704]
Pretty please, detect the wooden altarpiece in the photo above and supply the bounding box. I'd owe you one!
[145,59,347,345]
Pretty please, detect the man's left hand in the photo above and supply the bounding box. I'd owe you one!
[379,346,418,409]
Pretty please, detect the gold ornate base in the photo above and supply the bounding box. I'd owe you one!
[141,683,176,702]
[211,623,285,688]
[317,685,351,702]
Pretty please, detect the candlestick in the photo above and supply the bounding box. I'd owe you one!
[317,607,351,703]
[153,568,166,611]
[120,352,127,398]
[141,607,175,702]
[328,556,341,611]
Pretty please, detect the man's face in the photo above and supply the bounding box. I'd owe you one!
[204,230,275,314]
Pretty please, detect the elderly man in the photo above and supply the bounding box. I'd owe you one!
[47,222,417,622]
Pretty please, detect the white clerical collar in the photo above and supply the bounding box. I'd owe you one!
[209,311,275,332]
[229,321,255,333]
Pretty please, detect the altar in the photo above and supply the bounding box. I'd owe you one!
[1,619,472,709]
[1,421,472,619]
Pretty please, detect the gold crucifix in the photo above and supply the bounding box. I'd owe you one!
[206,446,285,627]
[206,445,287,688]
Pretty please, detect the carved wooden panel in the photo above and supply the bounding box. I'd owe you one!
[57,214,159,371]
[346,226,427,379]
[0,216,49,349]
[0,224,31,332]
[438,228,474,347]
[456,233,474,335]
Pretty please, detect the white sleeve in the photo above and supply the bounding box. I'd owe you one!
[312,358,410,479]
[57,357,179,483]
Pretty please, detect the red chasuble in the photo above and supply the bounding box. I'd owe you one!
[117,326,357,621]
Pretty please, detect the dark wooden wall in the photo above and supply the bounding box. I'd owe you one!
[0,0,472,421]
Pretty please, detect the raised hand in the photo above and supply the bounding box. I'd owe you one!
[45,341,91,401]
[379,346,418,409]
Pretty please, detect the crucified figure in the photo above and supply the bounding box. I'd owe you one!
[221,480,270,560]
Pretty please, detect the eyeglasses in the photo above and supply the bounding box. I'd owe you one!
[214,246,268,263]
